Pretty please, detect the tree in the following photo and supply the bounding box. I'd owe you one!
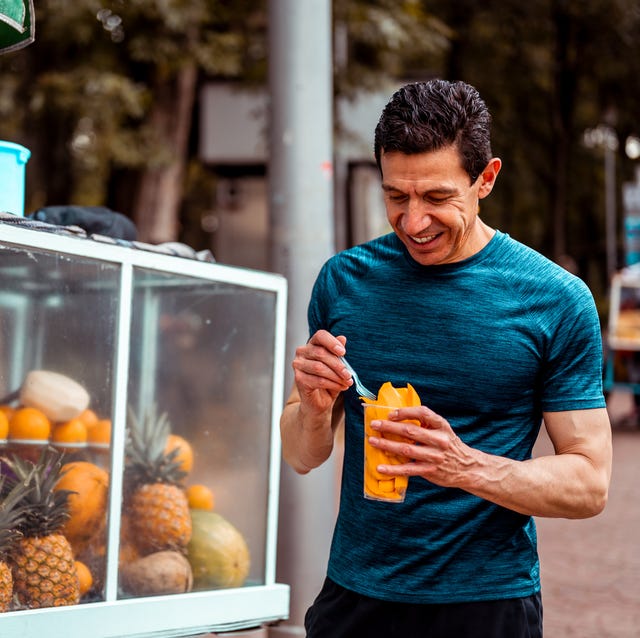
[423,0,640,303]
[0,0,448,245]
[0,0,264,241]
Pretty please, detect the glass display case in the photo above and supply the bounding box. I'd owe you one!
[0,222,289,637]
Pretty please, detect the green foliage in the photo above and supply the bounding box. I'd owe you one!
[0,0,265,209]
[424,0,640,301]
[334,0,451,97]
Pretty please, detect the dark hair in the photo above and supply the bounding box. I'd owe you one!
[373,79,493,183]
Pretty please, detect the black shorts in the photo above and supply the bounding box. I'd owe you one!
[304,578,543,638]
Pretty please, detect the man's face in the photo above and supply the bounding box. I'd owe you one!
[380,145,500,266]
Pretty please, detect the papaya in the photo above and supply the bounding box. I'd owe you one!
[187,510,250,590]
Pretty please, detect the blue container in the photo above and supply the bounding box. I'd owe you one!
[0,140,31,216]
[624,215,640,266]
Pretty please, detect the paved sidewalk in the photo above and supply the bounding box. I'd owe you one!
[534,394,639,637]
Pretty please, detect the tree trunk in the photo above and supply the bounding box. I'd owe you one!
[550,0,575,262]
[132,63,198,244]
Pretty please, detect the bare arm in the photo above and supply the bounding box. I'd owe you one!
[280,330,352,474]
[368,406,612,519]
[280,386,345,473]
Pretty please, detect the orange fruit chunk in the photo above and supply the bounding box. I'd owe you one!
[9,406,51,441]
[362,381,421,408]
[186,484,215,511]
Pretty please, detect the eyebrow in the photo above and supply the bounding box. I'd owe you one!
[381,183,459,196]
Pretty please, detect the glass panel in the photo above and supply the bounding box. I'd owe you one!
[0,241,119,609]
[119,267,276,599]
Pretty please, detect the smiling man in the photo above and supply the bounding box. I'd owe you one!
[280,79,612,638]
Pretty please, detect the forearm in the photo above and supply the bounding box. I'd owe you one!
[280,395,340,474]
[461,447,610,519]
[371,406,612,519]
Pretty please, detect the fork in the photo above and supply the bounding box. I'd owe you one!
[339,356,377,401]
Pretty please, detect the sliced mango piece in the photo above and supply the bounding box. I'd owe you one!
[362,381,421,502]
[378,480,395,493]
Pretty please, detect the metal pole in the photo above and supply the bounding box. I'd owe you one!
[268,0,336,633]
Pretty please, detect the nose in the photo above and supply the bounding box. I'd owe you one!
[403,199,432,234]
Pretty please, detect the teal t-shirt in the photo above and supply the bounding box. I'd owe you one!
[308,230,605,603]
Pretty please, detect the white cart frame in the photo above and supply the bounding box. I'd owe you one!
[0,223,289,637]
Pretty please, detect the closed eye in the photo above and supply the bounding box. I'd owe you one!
[425,195,450,204]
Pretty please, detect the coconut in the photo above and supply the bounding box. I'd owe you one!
[119,550,193,596]
[187,510,250,590]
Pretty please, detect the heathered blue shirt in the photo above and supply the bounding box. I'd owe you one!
[308,230,605,603]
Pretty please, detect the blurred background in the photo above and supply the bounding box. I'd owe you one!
[1,0,640,311]
[1,1,639,636]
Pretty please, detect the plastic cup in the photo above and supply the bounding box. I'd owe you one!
[363,403,409,503]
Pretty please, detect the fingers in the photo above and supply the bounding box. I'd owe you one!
[292,330,353,396]
[307,329,347,356]
[368,408,461,484]
[388,405,448,430]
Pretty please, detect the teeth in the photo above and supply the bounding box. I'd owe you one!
[411,234,437,244]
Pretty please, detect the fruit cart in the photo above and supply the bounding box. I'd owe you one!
[604,267,640,395]
[0,221,289,637]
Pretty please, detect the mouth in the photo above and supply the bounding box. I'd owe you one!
[409,233,440,245]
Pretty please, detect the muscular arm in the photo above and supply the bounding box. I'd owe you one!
[369,406,612,519]
[460,408,611,518]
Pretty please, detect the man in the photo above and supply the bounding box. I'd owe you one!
[280,79,612,638]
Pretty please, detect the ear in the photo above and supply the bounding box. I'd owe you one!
[478,158,502,199]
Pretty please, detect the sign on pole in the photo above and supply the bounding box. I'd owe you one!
[0,0,35,54]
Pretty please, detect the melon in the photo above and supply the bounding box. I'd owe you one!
[187,509,250,590]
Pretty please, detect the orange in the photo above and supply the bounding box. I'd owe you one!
[87,419,111,448]
[52,418,88,446]
[79,408,99,428]
[9,406,51,441]
[186,484,215,511]
[56,462,109,556]
[0,411,8,440]
[74,560,93,597]
[165,434,194,474]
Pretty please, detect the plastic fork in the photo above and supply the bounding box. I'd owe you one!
[339,356,377,401]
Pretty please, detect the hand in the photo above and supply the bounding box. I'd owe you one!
[368,405,477,488]
[291,330,352,414]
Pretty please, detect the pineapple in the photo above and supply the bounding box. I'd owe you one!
[124,405,192,556]
[5,447,80,609]
[0,475,29,612]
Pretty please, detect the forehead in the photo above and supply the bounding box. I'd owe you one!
[380,146,468,188]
